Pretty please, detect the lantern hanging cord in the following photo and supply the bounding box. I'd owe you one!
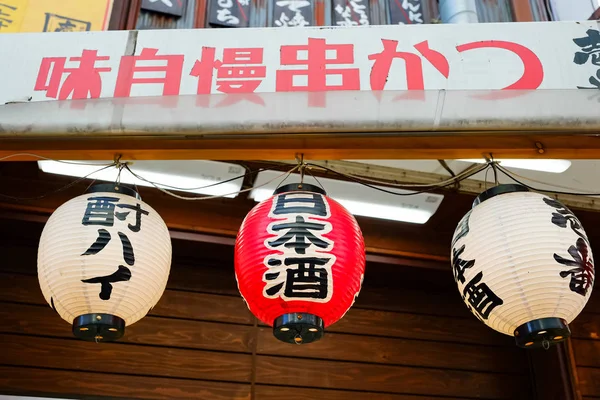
[115,162,126,186]
[484,166,491,191]
[124,164,300,201]
[305,167,326,191]
[488,156,499,187]
[0,163,118,201]
[496,164,600,196]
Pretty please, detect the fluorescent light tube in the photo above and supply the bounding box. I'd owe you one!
[459,159,571,173]
[38,160,244,197]
[333,198,432,224]
[250,171,443,224]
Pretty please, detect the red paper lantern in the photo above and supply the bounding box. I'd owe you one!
[235,183,366,344]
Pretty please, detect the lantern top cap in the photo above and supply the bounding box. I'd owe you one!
[87,183,141,200]
[274,183,327,196]
[473,184,530,207]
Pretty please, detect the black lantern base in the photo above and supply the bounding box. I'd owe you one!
[73,313,125,342]
[273,313,324,345]
[514,318,570,349]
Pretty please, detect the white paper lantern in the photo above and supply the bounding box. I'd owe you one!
[451,184,595,349]
[38,184,172,342]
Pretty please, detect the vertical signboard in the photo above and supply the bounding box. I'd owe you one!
[0,0,112,33]
[272,0,313,27]
[141,0,187,17]
[332,0,370,26]
[208,0,250,27]
[388,0,424,24]
[0,1,26,32]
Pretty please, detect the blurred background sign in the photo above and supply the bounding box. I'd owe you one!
[332,0,370,26]
[388,0,425,25]
[141,0,186,17]
[272,0,314,27]
[207,0,250,28]
[0,0,113,33]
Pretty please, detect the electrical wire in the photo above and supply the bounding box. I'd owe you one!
[494,163,600,194]
[0,163,117,201]
[125,166,267,192]
[496,164,600,196]
[0,152,268,200]
[4,151,600,203]
[438,160,457,180]
[124,164,300,201]
[273,167,295,191]
[0,153,115,166]
[310,162,487,190]
[306,162,488,196]
[437,159,460,190]
[310,162,487,189]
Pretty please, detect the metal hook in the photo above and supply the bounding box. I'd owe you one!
[296,153,306,185]
[294,333,303,345]
[484,153,499,186]
[114,157,129,187]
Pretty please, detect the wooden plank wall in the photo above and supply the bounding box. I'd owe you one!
[569,290,600,399]
[0,217,533,400]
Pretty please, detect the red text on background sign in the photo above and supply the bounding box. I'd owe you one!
[33,37,544,108]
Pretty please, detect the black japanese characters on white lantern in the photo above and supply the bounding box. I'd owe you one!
[451,184,595,349]
[38,184,172,342]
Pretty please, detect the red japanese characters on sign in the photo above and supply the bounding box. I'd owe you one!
[190,47,266,94]
[276,38,359,92]
[114,48,184,97]
[35,50,112,101]
[32,37,545,108]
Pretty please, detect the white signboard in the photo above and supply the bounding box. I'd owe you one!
[0,21,599,107]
